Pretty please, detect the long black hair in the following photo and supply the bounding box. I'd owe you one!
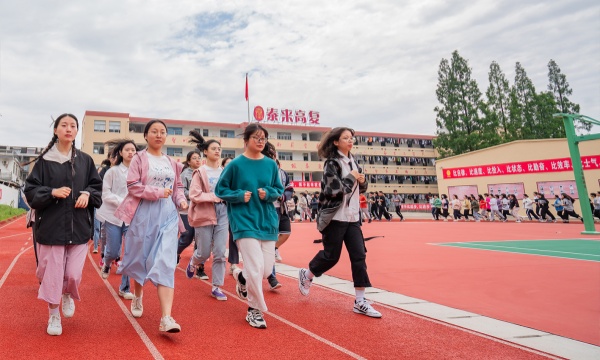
[22,113,78,176]
[317,127,354,159]
[104,138,137,165]
[261,141,277,160]
[189,130,220,153]
[241,123,269,143]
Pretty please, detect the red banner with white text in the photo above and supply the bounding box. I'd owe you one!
[442,155,600,179]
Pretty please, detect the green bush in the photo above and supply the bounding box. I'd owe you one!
[0,205,26,222]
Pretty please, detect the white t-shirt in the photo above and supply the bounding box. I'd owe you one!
[202,164,222,193]
[490,198,499,211]
[147,154,175,189]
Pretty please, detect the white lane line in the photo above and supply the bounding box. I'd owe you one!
[0,242,33,290]
[431,242,600,260]
[175,266,367,360]
[0,232,32,240]
[0,216,24,230]
[86,248,164,360]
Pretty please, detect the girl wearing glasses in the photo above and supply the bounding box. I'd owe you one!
[115,119,188,333]
[215,123,284,329]
[298,127,382,318]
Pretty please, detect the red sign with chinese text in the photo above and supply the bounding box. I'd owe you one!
[255,105,320,125]
[402,203,431,211]
[290,181,320,188]
[442,155,600,179]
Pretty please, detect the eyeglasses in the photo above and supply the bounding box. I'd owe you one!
[340,137,356,142]
[251,136,268,143]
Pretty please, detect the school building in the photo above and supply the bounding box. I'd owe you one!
[80,110,439,204]
[435,138,600,215]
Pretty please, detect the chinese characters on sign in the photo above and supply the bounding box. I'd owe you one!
[401,204,431,211]
[290,181,320,188]
[254,106,320,125]
[442,155,600,179]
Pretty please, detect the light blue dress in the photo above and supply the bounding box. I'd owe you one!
[122,154,178,288]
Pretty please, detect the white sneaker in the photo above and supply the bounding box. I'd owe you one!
[229,263,239,275]
[119,290,135,300]
[275,248,282,262]
[353,299,382,318]
[246,308,267,329]
[131,296,143,318]
[61,294,75,318]
[298,268,312,296]
[47,314,62,336]
[232,268,248,300]
[101,264,110,279]
[159,316,181,333]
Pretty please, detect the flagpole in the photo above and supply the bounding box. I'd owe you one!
[246,73,250,123]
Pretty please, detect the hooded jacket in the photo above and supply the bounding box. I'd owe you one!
[24,146,103,246]
[188,166,221,227]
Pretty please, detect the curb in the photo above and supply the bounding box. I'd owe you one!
[0,214,26,226]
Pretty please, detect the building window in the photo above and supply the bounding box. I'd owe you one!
[203,129,209,137]
[304,173,311,181]
[93,143,105,155]
[278,152,293,161]
[220,130,235,138]
[94,120,106,132]
[166,147,183,157]
[167,127,182,135]
[303,153,309,161]
[129,123,144,133]
[277,132,292,140]
[301,133,307,141]
[221,150,235,158]
[109,121,121,133]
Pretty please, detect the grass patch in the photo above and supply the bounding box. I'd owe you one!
[0,205,26,222]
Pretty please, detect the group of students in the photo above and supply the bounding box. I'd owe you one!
[24,115,381,336]
[429,192,598,223]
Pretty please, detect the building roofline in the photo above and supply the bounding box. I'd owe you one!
[84,110,130,118]
[436,138,568,163]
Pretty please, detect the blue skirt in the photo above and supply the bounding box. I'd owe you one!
[122,198,178,288]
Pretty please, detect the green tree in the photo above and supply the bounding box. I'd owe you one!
[483,61,512,140]
[509,62,538,139]
[547,59,589,131]
[434,51,494,158]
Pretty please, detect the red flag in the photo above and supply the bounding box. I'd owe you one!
[245,73,248,101]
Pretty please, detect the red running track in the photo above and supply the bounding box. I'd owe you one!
[0,216,569,359]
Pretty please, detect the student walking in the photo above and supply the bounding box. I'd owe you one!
[24,113,103,336]
[478,194,488,221]
[298,127,382,319]
[115,119,188,333]
[176,147,206,278]
[561,193,583,223]
[359,193,372,223]
[215,124,284,329]
[462,195,471,221]
[509,195,524,222]
[451,195,462,221]
[441,194,450,221]
[489,195,506,221]
[538,194,556,223]
[523,194,539,221]
[185,133,229,301]
[592,192,600,221]
[97,139,137,300]
[392,190,404,220]
[552,195,565,221]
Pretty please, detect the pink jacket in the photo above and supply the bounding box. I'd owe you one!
[115,149,186,233]
[188,167,221,227]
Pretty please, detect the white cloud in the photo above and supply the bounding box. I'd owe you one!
[0,0,598,147]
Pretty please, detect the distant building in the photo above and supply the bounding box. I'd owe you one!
[0,145,43,207]
[81,110,439,205]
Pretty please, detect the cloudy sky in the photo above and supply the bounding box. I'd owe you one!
[0,0,598,147]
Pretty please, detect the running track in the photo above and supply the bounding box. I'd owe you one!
[0,216,597,359]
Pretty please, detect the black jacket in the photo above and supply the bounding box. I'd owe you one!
[24,150,102,246]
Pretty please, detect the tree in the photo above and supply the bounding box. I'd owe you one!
[547,59,589,131]
[434,51,494,158]
[509,62,539,139]
[483,61,513,140]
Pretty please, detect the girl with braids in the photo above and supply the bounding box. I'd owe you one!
[115,119,188,333]
[215,123,283,329]
[185,132,229,301]
[175,146,203,275]
[298,127,382,318]
[96,139,137,301]
[24,113,103,336]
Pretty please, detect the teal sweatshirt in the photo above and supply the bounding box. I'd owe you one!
[215,155,284,241]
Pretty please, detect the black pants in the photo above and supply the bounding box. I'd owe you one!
[526,209,539,220]
[309,221,371,288]
[594,209,600,220]
[395,205,404,220]
[377,205,391,220]
[228,227,239,264]
[176,214,196,256]
[463,209,470,220]
[563,210,582,221]
[540,207,555,221]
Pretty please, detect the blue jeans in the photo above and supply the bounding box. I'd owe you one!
[104,222,130,293]
[93,213,101,250]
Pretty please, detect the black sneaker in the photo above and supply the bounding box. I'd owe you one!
[268,275,282,290]
[195,264,209,280]
[246,308,267,329]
